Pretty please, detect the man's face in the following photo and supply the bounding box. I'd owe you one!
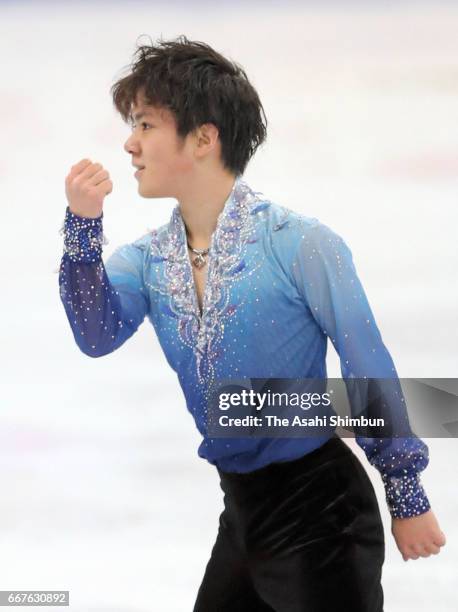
[123,94,196,199]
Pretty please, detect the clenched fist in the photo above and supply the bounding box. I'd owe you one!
[65,159,113,219]
[392,509,446,561]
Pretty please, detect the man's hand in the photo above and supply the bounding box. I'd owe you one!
[391,509,446,561]
[65,158,113,218]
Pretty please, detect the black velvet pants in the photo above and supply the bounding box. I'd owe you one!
[193,435,385,611]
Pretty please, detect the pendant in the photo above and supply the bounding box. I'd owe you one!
[192,253,207,269]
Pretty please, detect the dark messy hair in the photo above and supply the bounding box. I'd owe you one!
[110,34,268,176]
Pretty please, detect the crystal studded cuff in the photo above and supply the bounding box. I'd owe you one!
[382,472,431,519]
[60,206,107,263]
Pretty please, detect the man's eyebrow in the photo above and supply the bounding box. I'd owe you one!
[130,110,155,122]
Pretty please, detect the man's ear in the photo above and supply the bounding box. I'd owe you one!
[195,122,220,150]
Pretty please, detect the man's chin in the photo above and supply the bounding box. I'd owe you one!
[138,182,172,199]
[137,182,155,198]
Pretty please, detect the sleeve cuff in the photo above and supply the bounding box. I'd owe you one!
[60,206,107,263]
[382,472,431,519]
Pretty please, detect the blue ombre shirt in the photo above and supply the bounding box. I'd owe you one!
[58,175,431,519]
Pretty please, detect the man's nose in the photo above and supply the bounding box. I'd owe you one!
[124,133,139,154]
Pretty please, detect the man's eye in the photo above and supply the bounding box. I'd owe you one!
[130,122,152,131]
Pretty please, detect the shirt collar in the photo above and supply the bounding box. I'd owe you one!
[169,174,251,253]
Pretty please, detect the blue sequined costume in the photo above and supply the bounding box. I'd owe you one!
[58,175,431,519]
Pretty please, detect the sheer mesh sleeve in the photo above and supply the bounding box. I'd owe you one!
[58,206,150,357]
[291,220,431,518]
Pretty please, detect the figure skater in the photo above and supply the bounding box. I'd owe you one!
[58,35,446,611]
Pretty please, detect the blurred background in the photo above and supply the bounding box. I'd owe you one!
[0,0,457,610]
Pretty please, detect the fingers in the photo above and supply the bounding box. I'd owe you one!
[402,541,443,561]
[104,179,113,195]
[67,159,106,183]
[402,548,420,561]
[66,160,112,193]
[393,512,447,562]
[426,543,441,555]
[434,531,447,547]
[88,168,109,186]
[77,161,104,182]
[415,545,431,558]
[67,158,92,181]
[64,158,113,216]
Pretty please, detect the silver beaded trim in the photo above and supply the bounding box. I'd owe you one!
[383,472,431,518]
[148,178,270,388]
[60,206,108,264]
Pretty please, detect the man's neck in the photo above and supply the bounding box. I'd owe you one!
[177,172,238,249]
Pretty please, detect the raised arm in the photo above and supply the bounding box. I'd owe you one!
[58,159,149,357]
[290,219,431,519]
